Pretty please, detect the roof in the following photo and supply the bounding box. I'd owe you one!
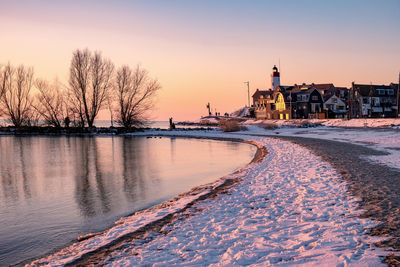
[325,94,346,104]
[322,87,349,101]
[291,83,335,93]
[353,83,398,97]
[252,89,273,99]
[276,85,294,92]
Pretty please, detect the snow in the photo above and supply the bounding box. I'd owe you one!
[30,129,395,266]
[240,125,400,170]
[28,181,224,266]
[242,118,400,128]
[102,137,388,266]
[231,107,251,117]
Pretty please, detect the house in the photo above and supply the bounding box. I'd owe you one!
[252,88,290,120]
[252,73,352,119]
[252,89,273,107]
[289,84,326,119]
[349,83,399,118]
[324,95,347,118]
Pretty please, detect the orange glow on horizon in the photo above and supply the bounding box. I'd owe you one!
[1,1,399,121]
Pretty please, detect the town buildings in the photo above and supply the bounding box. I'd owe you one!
[252,66,399,120]
[252,66,290,120]
[348,83,399,118]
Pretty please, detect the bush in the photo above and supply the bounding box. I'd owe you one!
[260,123,278,130]
[294,121,322,128]
[218,119,247,132]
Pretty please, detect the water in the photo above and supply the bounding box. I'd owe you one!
[0,136,256,266]
[0,120,212,129]
[94,120,213,129]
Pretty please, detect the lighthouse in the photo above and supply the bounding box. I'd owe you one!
[271,65,280,90]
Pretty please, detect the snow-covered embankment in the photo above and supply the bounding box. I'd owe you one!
[30,131,391,266]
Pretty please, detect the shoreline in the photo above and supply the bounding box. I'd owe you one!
[28,131,395,266]
[0,126,215,136]
[27,135,265,266]
[67,133,391,266]
[275,136,400,265]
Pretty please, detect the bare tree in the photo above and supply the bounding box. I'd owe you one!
[68,49,114,127]
[66,88,85,127]
[0,64,10,116]
[0,63,35,127]
[33,79,66,127]
[114,65,161,128]
[106,93,114,127]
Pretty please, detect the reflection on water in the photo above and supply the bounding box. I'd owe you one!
[0,136,256,266]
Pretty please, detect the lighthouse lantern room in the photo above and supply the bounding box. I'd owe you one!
[271,65,280,90]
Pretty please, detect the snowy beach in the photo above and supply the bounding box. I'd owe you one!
[29,126,400,266]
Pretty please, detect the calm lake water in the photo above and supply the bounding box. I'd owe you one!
[0,136,256,266]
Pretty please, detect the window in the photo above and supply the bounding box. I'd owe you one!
[387,90,394,95]
[276,93,285,111]
[312,95,318,101]
[377,89,385,95]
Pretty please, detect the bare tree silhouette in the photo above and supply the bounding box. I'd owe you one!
[33,79,67,127]
[0,64,10,117]
[68,49,114,127]
[0,63,35,127]
[106,93,114,127]
[114,65,160,128]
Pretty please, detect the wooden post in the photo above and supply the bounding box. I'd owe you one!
[244,81,250,107]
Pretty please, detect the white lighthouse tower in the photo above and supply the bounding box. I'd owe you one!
[271,65,280,90]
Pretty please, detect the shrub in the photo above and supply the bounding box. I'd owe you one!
[294,121,322,128]
[218,119,246,132]
[261,123,278,130]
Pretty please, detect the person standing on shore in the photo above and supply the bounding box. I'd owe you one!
[169,117,175,130]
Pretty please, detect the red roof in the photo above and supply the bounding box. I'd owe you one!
[272,72,280,77]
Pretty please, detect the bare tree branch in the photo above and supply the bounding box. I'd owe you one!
[114,65,160,128]
[33,79,66,127]
[68,49,114,127]
[0,63,35,127]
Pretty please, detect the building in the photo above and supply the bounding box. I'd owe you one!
[324,95,347,118]
[252,66,291,120]
[271,65,280,90]
[349,83,399,118]
[289,84,326,119]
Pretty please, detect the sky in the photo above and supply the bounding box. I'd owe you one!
[1,0,399,121]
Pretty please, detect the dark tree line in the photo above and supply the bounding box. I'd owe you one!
[0,49,160,128]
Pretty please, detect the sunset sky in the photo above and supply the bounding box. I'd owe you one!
[1,0,399,121]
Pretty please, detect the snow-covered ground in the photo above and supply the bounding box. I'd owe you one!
[240,125,400,170]
[30,130,395,266]
[242,118,400,128]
